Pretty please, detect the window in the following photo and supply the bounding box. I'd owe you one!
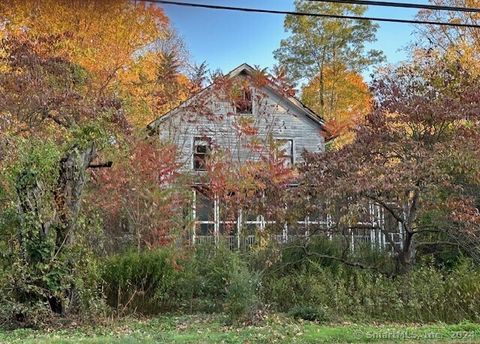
[234,88,253,114]
[193,137,211,171]
[275,139,294,167]
[194,190,214,236]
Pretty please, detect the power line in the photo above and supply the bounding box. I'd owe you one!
[143,0,480,28]
[308,0,480,14]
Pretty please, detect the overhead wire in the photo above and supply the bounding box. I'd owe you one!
[141,0,480,28]
[307,0,480,14]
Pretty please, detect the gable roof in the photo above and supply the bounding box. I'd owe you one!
[147,63,332,139]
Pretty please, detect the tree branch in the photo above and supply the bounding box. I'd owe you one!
[88,161,113,169]
[365,194,404,225]
[415,241,460,248]
[412,227,443,235]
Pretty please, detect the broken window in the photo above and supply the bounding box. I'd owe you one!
[234,87,253,114]
[193,137,211,171]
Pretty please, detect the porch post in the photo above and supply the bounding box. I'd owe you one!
[382,206,386,249]
[214,195,219,246]
[192,190,196,245]
[327,213,333,240]
[305,216,310,238]
[350,228,355,252]
[237,210,242,250]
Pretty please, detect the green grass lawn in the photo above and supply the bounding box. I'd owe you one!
[0,314,479,343]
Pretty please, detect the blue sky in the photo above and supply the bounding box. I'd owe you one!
[161,0,426,75]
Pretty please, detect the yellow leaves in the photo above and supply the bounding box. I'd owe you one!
[0,49,9,74]
[3,0,169,91]
[2,0,190,130]
[117,51,192,128]
[302,64,372,148]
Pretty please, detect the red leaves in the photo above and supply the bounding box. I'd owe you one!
[90,140,187,248]
[301,56,480,249]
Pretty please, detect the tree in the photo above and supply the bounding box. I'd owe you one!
[0,33,121,320]
[91,139,191,252]
[274,1,382,146]
[274,0,383,129]
[0,0,180,321]
[0,0,191,130]
[300,55,480,273]
[118,50,193,128]
[0,0,169,91]
[415,0,480,73]
[301,64,372,147]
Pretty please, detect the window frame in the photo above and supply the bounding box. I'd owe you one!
[192,136,212,171]
[234,87,253,115]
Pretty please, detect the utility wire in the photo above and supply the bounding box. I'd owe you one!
[308,0,480,14]
[143,0,480,28]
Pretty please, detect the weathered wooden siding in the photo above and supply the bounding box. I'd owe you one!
[155,77,325,170]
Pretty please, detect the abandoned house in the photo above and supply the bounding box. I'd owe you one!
[147,63,403,250]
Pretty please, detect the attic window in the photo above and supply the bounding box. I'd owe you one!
[234,88,253,114]
[193,137,211,171]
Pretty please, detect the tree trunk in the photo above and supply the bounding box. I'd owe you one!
[54,144,96,251]
[49,144,96,314]
[14,143,97,315]
[397,230,415,274]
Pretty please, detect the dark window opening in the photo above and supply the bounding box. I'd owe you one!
[234,88,253,114]
[193,137,211,171]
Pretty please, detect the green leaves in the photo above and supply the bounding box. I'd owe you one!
[275,0,384,82]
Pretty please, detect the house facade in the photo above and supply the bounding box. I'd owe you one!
[147,64,402,250]
[148,64,329,169]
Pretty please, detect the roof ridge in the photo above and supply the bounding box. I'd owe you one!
[147,63,331,139]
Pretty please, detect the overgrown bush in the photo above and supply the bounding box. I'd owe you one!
[263,257,480,323]
[100,239,480,324]
[176,244,261,322]
[277,237,396,275]
[0,140,106,328]
[101,243,259,322]
[102,248,183,314]
[287,305,329,322]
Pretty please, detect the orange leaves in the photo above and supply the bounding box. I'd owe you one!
[302,64,372,148]
[1,0,192,131]
[95,140,180,207]
[118,52,192,128]
[3,0,170,91]
[201,145,298,219]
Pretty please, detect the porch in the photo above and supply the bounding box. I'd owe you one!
[190,189,405,251]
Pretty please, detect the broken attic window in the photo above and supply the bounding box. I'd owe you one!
[193,137,211,171]
[234,87,253,114]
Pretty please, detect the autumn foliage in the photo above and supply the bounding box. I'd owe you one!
[302,64,372,147]
[0,0,191,321]
[91,140,190,250]
[301,55,480,271]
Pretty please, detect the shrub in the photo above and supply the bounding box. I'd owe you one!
[179,243,260,322]
[102,244,260,321]
[224,259,260,323]
[0,141,107,328]
[102,247,183,314]
[287,305,328,322]
[263,257,480,323]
